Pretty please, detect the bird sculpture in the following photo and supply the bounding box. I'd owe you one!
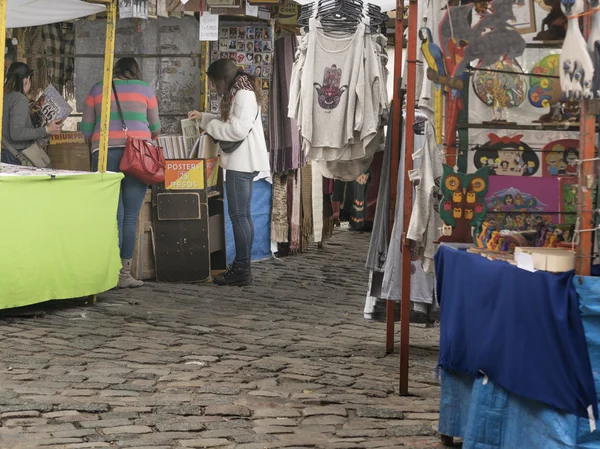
[420,27,446,145]
[587,0,600,98]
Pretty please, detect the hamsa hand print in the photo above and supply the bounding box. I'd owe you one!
[314,65,348,110]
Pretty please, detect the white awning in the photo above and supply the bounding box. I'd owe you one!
[7,0,106,28]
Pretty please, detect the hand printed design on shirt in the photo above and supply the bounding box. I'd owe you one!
[314,65,348,110]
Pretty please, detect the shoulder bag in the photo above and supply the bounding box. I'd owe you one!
[212,109,259,154]
[2,137,51,168]
[112,82,165,185]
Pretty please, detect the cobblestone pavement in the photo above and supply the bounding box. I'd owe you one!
[0,229,442,449]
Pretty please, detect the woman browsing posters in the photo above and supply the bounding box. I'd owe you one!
[188,59,270,286]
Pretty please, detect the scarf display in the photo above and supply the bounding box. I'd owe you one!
[271,174,289,243]
[26,23,75,100]
[301,164,313,250]
[270,33,303,174]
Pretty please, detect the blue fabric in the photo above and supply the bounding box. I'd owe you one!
[92,148,148,260]
[439,369,600,449]
[434,246,597,419]
[224,178,272,264]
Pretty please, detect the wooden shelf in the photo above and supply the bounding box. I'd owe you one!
[457,122,589,131]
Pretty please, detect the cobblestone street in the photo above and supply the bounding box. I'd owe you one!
[0,229,441,449]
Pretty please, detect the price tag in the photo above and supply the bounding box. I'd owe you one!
[199,12,219,42]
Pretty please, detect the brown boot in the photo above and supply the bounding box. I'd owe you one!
[118,259,144,288]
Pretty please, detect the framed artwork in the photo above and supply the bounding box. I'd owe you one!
[511,0,536,35]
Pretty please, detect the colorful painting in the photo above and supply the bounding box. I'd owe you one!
[541,139,579,177]
[559,177,578,225]
[473,133,540,176]
[472,59,527,119]
[484,177,559,230]
[529,54,561,108]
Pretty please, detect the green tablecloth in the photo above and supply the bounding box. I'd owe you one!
[0,170,123,310]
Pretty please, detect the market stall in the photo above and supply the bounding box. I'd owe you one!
[0,0,121,310]
[382,0,600,446]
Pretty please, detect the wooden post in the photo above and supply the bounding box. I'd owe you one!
[97,0,117,174]
[386,0,405,354]
[576,6,594,276]
[0,0,7,165]
[200,41,210,111]
[399,0,419,396]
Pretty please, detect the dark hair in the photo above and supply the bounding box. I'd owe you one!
[113,58,141,80]
[206,58,263,121]
[5,62,33,94]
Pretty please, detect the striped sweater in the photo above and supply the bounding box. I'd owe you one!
[81,79,161,152]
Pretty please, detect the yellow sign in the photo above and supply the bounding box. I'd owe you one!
[50,132,86,145]
[165,160,205,190]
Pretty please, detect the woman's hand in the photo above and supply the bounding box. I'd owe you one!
[45,120,64,136]
[188,110,202,121]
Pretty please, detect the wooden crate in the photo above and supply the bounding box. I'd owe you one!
[131,190,155,280]
[48,132,91,171]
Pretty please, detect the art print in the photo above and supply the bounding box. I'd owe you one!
[220,27,229,37]
[559,177,578,225]
[246,53,254,63]
[541,139,579,176]
[263,41,272,52]
[246,41,255,52]
[236,53,245,64]
[473,133,540,176]
[229,28,237,38]
[238,27,246,40]
[228,40,237,50]
[484,177,559,230]
[263,54,271,64]
[237,41,245,51]
[262,65,271,78]
[254,41,262,53]
[219,41,229,52]
[246,27,255,39]
[255,54,263,64]
[254,66,263,77]
[511,0,537,34]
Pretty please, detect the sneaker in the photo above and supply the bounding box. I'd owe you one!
[213,261,252,286]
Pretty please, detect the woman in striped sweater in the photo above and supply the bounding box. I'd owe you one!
[82,58,161,289]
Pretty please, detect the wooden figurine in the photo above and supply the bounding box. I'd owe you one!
[534,0,568,42]
[560,0,594,100]
[438,165,491,244]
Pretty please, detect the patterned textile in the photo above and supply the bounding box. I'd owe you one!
[301,164,313,251]
[271,174,289,243]
[311,163,323,243]
[289,171,301,251]
[269,34,303,173]
[27,24,75,99]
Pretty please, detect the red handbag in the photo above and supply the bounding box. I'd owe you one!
[112,82,165,185]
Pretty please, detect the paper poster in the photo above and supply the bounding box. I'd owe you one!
[199,12,219,42]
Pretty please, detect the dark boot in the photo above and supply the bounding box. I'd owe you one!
[213,261,252,286]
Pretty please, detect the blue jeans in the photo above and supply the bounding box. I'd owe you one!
[226,170,258,264]
[92,148,148,260]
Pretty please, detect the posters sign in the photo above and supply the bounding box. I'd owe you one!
[165,160,205,190]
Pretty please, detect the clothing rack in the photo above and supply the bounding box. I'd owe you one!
[391,0,598,398]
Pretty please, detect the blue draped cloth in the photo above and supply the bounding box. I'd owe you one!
[434,246,597,419]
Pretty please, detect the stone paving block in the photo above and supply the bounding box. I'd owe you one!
[0,230,441,449]
[302,406,348,417]
[102,425,153,435]
[179,438,232,447]
[204,404,251,417]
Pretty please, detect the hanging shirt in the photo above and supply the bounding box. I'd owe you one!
[299,19,366,152]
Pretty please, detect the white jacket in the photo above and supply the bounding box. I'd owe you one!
[200,90,271,174]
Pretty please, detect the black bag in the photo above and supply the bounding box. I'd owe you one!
[212,110,259,154]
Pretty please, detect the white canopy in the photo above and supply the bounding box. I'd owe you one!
[7,0,105,28]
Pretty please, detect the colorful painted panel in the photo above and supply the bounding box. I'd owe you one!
[472,133,541,177]
[484,176,559,231]
[541,139,579,177]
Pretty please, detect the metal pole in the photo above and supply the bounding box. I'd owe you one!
[399,0,418,396]
[386,0,405,354]
[0,0,7,165]
[577,6,594,276]
[97,0,117,174]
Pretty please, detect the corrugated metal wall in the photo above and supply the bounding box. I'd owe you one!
[75,17,202,134]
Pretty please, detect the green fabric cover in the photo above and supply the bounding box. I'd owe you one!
[0,172,123,310]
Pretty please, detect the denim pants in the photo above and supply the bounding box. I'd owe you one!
[92,148,148,260]
[1,149,20,165]
[226,170,258,264]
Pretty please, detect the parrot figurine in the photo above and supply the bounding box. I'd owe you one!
[420,27,446,145]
